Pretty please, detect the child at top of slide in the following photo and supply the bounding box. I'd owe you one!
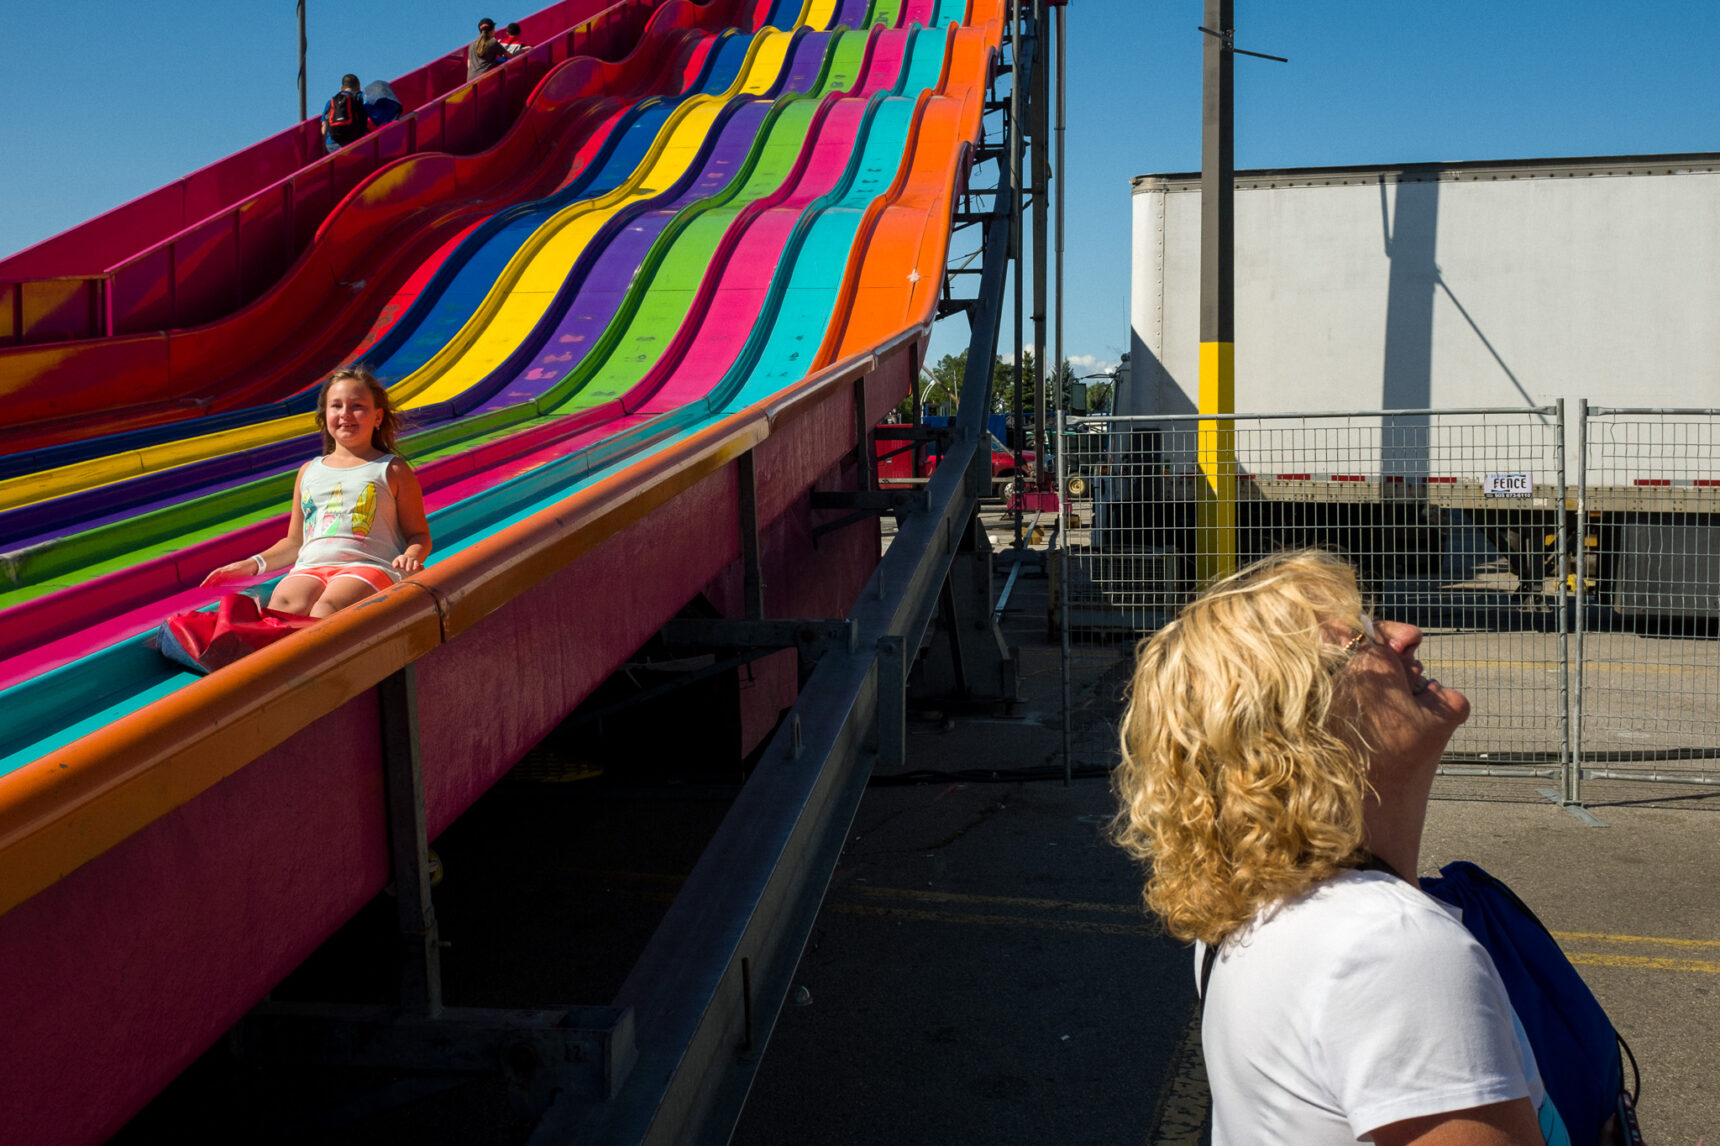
[203,367,431,618]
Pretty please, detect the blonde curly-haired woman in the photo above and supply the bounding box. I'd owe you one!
[1114,550,1563,1146]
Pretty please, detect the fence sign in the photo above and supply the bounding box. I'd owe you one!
[1484,472,1533,498]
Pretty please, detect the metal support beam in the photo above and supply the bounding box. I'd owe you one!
[660,618,856,661]
[810,489,927,513]
[1031,0,1050,477]
[874,424,951,443]
[379,665,441,1017]
[737,453,764,621]
[876,635,907,768]
[911,517,1017,706]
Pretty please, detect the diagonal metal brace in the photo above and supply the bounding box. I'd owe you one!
[811,489,926,513]
[873,425,951,444]
[659,618,857,659]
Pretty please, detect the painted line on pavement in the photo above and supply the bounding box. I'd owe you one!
[1552,929,1720,951]
[1566,952,1720,974]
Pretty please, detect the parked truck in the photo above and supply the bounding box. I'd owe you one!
[1115,152,1720,614]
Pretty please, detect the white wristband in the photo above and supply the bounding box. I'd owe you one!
[251,554,267,575]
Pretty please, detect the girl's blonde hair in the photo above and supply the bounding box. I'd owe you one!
[1111,549,1373,947]
[315,366,404,457]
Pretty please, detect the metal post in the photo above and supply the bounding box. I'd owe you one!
[1572,399,1589,805]
[1196,0,1237,585]
[1554,399,1573,803]
[378,666,442,1018]
[1053,3,1065,439]
[1031,0,1050,479]
[739,452,764,621]
[297,0,308,123]
[1010,0,1025,550]
[1057,410,1072,786]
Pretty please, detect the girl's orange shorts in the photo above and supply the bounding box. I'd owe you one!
[283,565,395,592]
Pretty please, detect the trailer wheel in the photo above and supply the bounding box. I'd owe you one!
[1066,474,1088,498]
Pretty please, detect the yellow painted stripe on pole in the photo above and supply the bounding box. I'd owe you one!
[1196,339,1235,585]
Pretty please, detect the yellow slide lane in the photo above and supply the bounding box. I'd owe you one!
[803,0,839,28]
[396,27,798,408]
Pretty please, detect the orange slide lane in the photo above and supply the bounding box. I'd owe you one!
[812,0,1002,368]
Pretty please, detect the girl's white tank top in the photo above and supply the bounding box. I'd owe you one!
[293,454,406,578]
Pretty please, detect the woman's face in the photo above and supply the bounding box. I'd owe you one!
[1338,615,1470,769]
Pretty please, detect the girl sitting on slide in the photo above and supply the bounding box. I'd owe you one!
[203,367,430,616]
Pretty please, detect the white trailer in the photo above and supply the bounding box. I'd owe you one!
[1119,154,1720,614]
[1128,153,1720,420]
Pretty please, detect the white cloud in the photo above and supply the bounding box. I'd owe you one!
[1067,353,1118,377]
[999,348,1119,376]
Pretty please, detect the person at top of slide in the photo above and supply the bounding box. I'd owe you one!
[203,367,431,618]
[498,21,531,55]
[467,17,509,80]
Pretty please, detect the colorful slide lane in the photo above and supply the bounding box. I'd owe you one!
[0,0,1003,1141]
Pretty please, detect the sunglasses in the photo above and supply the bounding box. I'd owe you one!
[1341,614,1380,656]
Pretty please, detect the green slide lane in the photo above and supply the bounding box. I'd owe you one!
[868,0,904,28]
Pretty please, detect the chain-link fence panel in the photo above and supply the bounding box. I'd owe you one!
[1053,407,1568,772]
[1573,405,1720,799]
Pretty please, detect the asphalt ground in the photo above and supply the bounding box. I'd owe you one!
[733,516,1719,1146]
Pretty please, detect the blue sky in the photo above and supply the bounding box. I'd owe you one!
[4,2,1716,381]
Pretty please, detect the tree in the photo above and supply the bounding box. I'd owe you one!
[923,350,965,413]
[1085,379,1115,414]
[893,350,967,420]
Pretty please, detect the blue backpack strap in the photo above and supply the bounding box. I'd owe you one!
[1422,861,1634,1146]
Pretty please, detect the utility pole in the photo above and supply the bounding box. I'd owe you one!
[298,1,308,123]
[1009,0,1024,550]
[1196,4,1285,585]
[1196,0,1236,586]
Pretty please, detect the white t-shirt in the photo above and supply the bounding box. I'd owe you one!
[1198,870,1546,1144]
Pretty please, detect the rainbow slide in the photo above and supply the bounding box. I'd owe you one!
[0,0,1004,1140]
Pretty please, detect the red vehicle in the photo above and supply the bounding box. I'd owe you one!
[876,429,1034,496]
